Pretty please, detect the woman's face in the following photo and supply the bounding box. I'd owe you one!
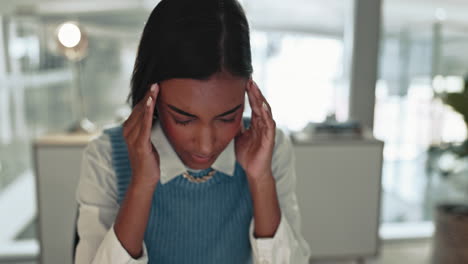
[156,71,247,170]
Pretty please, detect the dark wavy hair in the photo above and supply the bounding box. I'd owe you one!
[126,0,253,111]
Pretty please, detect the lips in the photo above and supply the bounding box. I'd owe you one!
[190,153,214,163]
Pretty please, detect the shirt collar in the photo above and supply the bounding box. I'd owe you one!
[150,122,236,185]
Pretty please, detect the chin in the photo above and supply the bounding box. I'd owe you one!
[184,160,215,170]
[181,153,217,170]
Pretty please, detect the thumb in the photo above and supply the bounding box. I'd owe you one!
[235,122,245,140]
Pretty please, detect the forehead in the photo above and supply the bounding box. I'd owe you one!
[159,73,246,113]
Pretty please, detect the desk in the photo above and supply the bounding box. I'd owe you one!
[33,132,98,264]
[33,131,383,263]
[294,136,384,262]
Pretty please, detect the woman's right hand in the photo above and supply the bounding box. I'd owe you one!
[122,83,161,190]
[114,83,160,259]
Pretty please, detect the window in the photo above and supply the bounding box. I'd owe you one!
[0,13,142,258]
[251,31,344,131]
[376,1,468,225]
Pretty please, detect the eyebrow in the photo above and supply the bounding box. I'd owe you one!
[167,104,243,118]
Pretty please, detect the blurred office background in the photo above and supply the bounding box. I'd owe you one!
[1,0,468,263]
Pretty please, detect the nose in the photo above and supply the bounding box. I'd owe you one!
[194,125,216,156]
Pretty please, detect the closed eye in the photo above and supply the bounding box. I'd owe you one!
[174,119,193,126]
[219,117,235,123]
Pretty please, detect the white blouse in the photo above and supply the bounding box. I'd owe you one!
[74,122,311,264]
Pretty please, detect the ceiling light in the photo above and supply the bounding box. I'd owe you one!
[57,22,82,48]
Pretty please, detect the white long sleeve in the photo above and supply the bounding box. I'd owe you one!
[74,134,149,264]
[248,129,312,264]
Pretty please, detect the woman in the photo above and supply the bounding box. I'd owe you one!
[75,0,311,263]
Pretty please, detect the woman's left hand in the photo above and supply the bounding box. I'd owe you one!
[235,79,276,183]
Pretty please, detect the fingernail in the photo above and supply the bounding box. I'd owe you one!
[151,84,156,92]
[146,96,153,107]
[262,101,268,111]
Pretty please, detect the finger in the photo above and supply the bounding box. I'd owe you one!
[250,82,269,130]
[235,122,245,139]
[126,83,158,141]
[123,104,144,134]
[253,81,273,119]
[139,83,159,142]
[246,80,262,119]
[237,117,245,135]
[261,100,273,120]
[260,100,275,132]
[135,83,158,115]
[129,83,158,141]
[254,105,275,146]
[123,108,144,140]
[250,82,275,140]
[246,81,264,132]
